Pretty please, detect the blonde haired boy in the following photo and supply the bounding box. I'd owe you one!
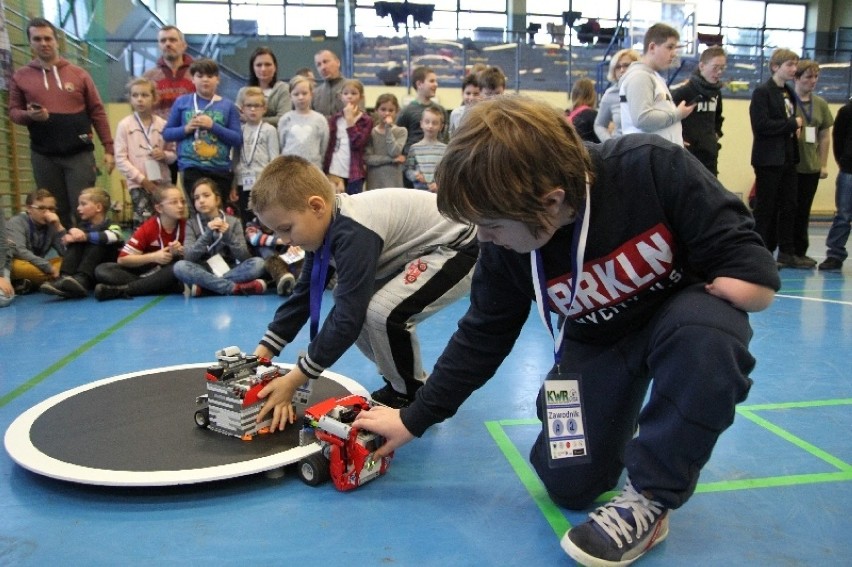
[249,155,478,418]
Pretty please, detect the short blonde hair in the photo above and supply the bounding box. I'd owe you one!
[769,48,799,71]
[126,77,157,101]
[436,95,592,236]
[607,49,639,82]
[239,86,266,106]
[250,155,334,214]
[80,187,111,211]
[289,74,314,93]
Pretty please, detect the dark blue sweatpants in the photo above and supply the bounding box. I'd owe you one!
[530,283,755,510]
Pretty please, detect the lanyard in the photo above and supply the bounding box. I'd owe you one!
[196,211,225,251]
[156,217,182,250]
[794,94,813,124]
[192,94,216,140]
[133,112,155,150]
[531,182,591,366]
[241,124,262,167]
[309,231,332,340]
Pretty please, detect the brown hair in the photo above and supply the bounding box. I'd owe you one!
[421,105,445,125]
[795,59,820,78]
[570,78,597,110]
[374,93,400,112]
[700,46,726,64]
[189,58,219,77]
[26,188,55,206]
[250,155,334,214]
[436,96,592,236]
[412,66,434,89]
[769,48,799,72]
[478,66,507,92]
[643,23,679,52]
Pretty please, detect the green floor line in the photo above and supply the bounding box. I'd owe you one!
[695,471,852,493]
[738,409,851,472]
[485,421,572,538]
[487,413,852,534]
[0,296,166,409]
[739,398,852,411]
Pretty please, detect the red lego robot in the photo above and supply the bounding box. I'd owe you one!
[296,394,393,491]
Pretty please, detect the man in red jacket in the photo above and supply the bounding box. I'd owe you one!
[8,18,114,229]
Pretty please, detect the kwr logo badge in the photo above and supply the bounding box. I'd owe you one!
[546,388,579,404]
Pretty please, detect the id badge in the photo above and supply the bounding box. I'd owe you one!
[206,253,230,277]
[804,126,816,144]
[540,367,590,468]
[241,174,256,190]
[144,158,163,182]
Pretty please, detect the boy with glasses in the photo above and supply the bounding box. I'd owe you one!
[6,189,66,292]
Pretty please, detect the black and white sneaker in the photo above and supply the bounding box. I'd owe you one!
[561,478,669,566]
[370,383,417,409]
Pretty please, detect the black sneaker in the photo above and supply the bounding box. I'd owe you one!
[14,279,33,295]
[40,279,73,299]
[94,283,131,301]
[58,276,88,298]
[370,383,417,409]
[561,478,669,566]
[818,257,843,272]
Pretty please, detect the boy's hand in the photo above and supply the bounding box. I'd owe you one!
[168,241,184,257]
[352,405,415,459]
[393,155,406,164]
[705,276,775,312]
[415,172,426,183]
[64,227,86,244]
[256,368,309,431]
[0,276,13,298]
[152,248,174,265]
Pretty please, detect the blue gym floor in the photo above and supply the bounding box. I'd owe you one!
[1,225,850,566]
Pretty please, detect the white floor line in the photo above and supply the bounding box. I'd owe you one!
[776,293,852,306]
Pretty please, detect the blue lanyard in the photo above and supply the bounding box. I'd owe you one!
[531,182,591,366]
[794,94,813,124]
[309,232,332,340]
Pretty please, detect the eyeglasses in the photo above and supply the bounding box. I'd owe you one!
[29,204,57,212]
[615,63,632,70]
[161,199,187,206]
[243,103,264,109]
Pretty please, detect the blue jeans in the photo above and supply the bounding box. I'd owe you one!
[825,171,852,261]
[173,257,265,295]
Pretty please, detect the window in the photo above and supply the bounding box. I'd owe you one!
[176,1,338,37]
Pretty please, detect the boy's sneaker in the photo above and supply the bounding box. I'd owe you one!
[40,279,72,298]
[276,272,297,296]
[370,383,419,409]
[94,284,131,301]
[233,279,267,296]
[818,257,843,272]
[561,478,669,567]
[58,276,88,298]
[14,279,34,295]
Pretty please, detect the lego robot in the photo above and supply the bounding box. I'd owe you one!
[296,394,393,491]
[194,346,310,441]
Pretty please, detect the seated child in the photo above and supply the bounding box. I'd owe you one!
[405,106,447,192]
[40,187,123,299]
[6,189,66,292]
[245,216,301,296]
[94,186,187,301]
[247,155,479,422]
[0,214,13,307]
[173,178,266,296]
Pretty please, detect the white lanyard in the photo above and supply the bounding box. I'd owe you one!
[192,94,216,140]
[241,124,262,167]
[133,112,155,150]
[156,217,182,250]
[531,182,591,366]
[196,211,225,251]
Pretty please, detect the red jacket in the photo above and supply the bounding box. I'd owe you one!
[323,111,373,181]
